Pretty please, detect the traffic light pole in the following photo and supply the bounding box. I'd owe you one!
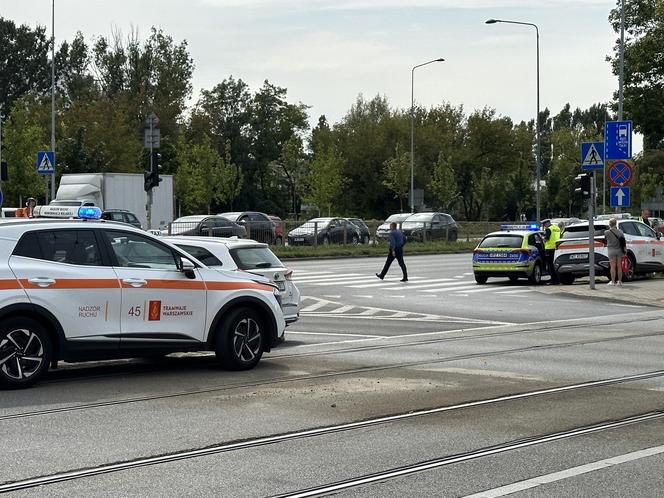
[588,173,596,290]
[146,119,154,230]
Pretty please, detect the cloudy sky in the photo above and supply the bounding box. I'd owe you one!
[4,0,620,128]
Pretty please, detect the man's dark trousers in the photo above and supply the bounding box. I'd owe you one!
[378,247,407,280]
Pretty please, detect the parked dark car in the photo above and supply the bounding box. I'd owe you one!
[219,211,275,244]
[268,215,285,245]
[344,217,371,244]
[288,217,360,246]
[168,215,246,238]
[101,209,142,229]
[401,212,458,241]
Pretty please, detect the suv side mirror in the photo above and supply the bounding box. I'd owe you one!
[180,257,196,278]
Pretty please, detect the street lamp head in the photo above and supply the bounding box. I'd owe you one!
[485,19,499,24]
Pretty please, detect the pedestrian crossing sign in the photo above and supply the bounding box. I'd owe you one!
[581,142,604,170]
[36,151,55,174]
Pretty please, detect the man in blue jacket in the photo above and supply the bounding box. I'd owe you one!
[376,222,408,282]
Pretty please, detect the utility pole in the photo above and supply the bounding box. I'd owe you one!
[144,112,160,229]
[588,173,596,290]
[50,0,56,203]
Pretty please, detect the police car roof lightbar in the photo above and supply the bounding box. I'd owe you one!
[33,205,102,220]
[500,223,540,231]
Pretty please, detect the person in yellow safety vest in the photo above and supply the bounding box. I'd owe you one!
[639,208,652,228]
[542,219,561,285]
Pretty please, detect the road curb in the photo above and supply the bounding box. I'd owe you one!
[537,287,663,308]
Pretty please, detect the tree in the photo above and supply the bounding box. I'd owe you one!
[215,141,244,211]
[609,0,664,149]
[174,136,222,215]
[0,18,50,118]
[429,152,459,213]
[382,143,410,212]
[305,147,346,216]
[1,98,49,206]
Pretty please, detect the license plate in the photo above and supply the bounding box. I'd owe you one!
[569,254,588,260]
[294,237,304,242]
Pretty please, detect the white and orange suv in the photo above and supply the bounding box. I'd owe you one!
[0,206,285,388]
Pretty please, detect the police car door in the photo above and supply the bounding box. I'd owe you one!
[9,228,122,345]
[102,230,208,345]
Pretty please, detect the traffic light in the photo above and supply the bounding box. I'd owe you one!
[144,152,163,192]
[575,172,592,200]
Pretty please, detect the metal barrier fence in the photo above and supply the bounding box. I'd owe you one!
[165,219,504,246]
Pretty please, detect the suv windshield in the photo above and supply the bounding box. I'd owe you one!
[229,246,283,270]
[478,235,523,249]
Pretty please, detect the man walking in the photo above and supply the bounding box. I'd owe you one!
[376,222,408,282]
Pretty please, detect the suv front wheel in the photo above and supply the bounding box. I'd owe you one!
[0,317,52,389]
[215,307,264,370]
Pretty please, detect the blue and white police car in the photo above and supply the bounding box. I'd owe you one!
[472,224,546,284]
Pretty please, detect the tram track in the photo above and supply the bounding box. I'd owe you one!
[2,328,664,422]
[1,370,664,494]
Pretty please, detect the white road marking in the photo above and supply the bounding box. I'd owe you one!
[389,295,406,298]
[460,286,513,294]
[299,300,333,312]
[463,444,664,498]
[294,274,362,282]
[349,281,416,289]
[327,305,355,314]
[364,279,467,290]
[286,331,383,338]
[495,289,532,295]
[322,295,342,299]
[353,295,374,299]
[422,285,479,293]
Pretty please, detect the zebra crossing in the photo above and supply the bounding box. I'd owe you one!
[298,296,511,325]
[292,269,535,298]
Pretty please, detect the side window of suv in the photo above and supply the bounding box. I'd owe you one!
[620,222,640,236]
[636,223,657,238]
[13,230,103,266]
[104,231,179,270]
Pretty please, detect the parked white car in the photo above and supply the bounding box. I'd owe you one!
[554,219,664,284]
[164,236,300,325]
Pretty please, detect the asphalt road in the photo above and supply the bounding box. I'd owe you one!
[2,253,663,497]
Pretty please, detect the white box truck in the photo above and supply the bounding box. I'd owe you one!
[50,173,174,230]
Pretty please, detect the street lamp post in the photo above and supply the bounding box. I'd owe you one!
[410,58,444,213]
[486,18,541,222]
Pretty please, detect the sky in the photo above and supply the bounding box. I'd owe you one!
[2,0,622,132]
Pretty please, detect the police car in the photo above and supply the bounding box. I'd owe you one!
[0,206,285,389]
[554,219,664,284]
[472,224,546,284]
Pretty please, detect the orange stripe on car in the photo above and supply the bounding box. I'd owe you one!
[20,278,122,289]
[206,281,273,292]
[121,279,207,290]
[0,279,23,290]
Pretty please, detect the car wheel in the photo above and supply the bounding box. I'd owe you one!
[275,236,283,246]
[363,235,370,244]
[351,235,359,245]
[0,317,52,389]
[528,263,542,285]
[474,275,488,284]
[559,274,575,285]
[622,253,637,282]
[322,235,330,246]
[449,230,458,242]
[215,307,264,370]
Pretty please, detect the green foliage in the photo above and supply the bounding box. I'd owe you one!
[382,143,410,211]
[305,147,347,216]
[429,152,458,212]
[609,0,664,149]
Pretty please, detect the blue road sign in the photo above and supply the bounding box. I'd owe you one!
[581,142,604,170]
[36,151,55,174]
[610,186,630,208]
[605,121,632,160]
